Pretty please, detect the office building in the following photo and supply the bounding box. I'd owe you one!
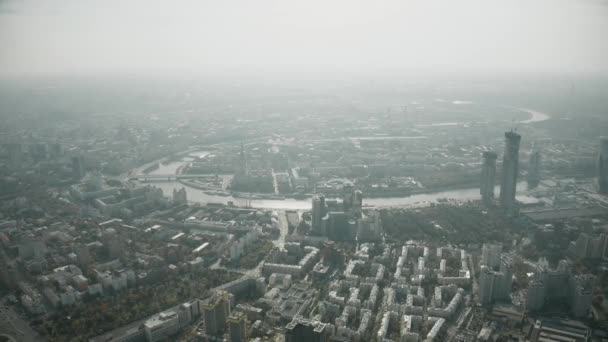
[172,187,188,205]
[499,131,521,212]
[239,142,249,176]
[525,259,594,317]
[599,136,608,194]
[326,212,354,241]
[284,316,330,342]
[311,195,326,235]
[480,151,497,204]
[526,280,546,312]
[570,275,595,318]
[357,212,381,242]
[144,310,180,342]
[573,233,590,260]
[527,149,541,188]
[479,256,512,305]
[479,266,495,305]
[342,187,363,212]
[588,234,607,259]
[352,189,363,213]
[228,311,248,342]
[570,233,607,260]
[342,187,354,212]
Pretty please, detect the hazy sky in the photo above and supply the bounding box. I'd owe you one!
[1,0,608,77]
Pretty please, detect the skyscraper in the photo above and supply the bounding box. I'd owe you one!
[481,243,502,269]
[202,291,232,336]
[311,195,326,235]
[527,149,541,188]
[479,256,513,305]
[598,136,608,194]
[342,188,363,214]
[570,275,595,318]
[228,311,248,342]
[352,189,363,213]
[239,142,249,176]
[480,151,497,205]
[499,131,521,212]
[172,187,188,205]
[526,280,546,312]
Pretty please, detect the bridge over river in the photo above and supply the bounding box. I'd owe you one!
[128,174,211,182]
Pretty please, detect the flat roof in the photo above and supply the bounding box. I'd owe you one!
[193,242,210,253]
[171,232,185,240]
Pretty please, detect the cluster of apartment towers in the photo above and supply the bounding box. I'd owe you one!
[481,132,608,211]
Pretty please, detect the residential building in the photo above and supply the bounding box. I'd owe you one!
[481,243,502,269]
[202,290,232,336]
[228,311,248,342]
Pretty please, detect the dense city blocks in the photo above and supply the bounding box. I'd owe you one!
[2,37,608,341]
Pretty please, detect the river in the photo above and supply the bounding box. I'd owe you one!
[150,179,532,210]
[134,107,550,210]
[517,107,551,124]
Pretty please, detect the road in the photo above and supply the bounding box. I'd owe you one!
[271,169,280,195]
[0,304,46,342]
[210,210,290,279]
[446,306,472,341]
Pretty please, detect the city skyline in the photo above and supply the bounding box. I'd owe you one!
[1,1,608,341]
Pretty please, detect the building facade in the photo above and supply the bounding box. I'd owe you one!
[499,131,521,212]
[527,149,541,188]
[598,136,608,194]
[481,243,502,270]
[480,151,497,205]
[228,311,248,342]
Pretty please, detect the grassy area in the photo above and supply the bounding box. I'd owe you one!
[381,204,527,246]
